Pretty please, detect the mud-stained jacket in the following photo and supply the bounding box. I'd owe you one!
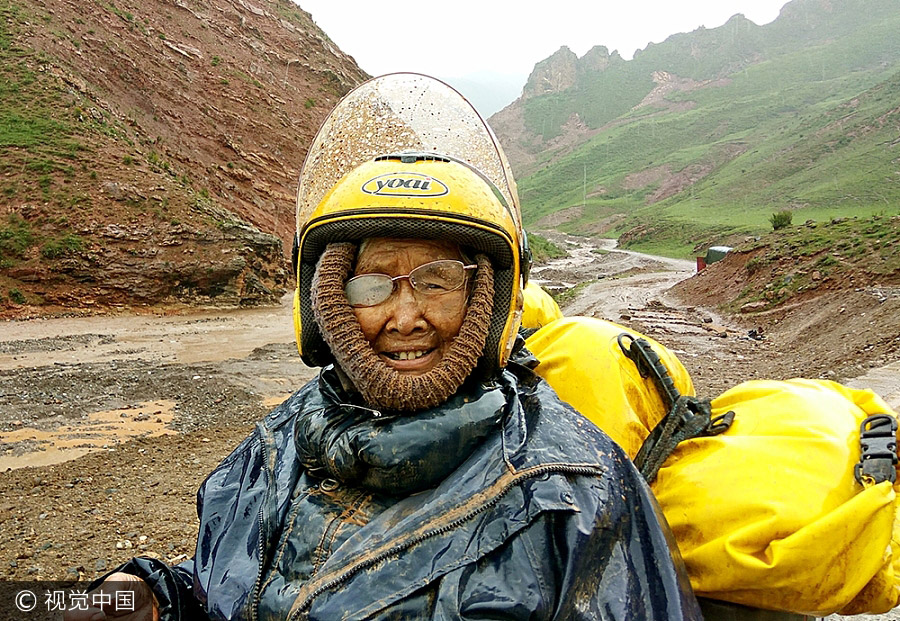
[113,359,701,620]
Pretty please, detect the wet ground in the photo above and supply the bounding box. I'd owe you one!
[0,302,318,469]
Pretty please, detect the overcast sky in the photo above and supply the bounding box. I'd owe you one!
[296,0,791,79]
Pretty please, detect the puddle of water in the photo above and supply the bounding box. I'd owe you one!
[0,400,177,471]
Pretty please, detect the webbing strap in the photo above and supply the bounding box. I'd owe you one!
[633,396,734,482]
[618,333,680,409]
[618,333,734,483]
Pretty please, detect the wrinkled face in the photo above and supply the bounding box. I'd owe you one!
[351,238,469,375]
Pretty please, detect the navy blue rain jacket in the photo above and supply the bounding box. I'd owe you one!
[111,359,701,620]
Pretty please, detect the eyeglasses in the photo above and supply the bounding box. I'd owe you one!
[345,259,477,308]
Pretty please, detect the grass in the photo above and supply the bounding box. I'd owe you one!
[718,214,900,311]
[8,288,25,304]
[0,2,103,212]
[41,233,84,259]
[232,69,263,89]
[514,0,900,257]
[0,214,34,263]
[747,214,900,275]
[552,281,590,308]
[527,232,566,263]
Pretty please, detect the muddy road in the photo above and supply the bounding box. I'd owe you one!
[1,234,898,620]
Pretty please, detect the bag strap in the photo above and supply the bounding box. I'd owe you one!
[618,333,680,409]
[618,333,734,483]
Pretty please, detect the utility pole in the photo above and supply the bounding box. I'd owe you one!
[583,162,587,209]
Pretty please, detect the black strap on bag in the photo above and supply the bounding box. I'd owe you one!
[617,333,680,409]
[855,413,898,486]
[618,333,734,483]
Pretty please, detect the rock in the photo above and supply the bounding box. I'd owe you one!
[523,46,578,98]
[94,558,107,571]
[705,325,729,337]
[740,301,768,313]
[5,267,45,282]
[100,183,146,202]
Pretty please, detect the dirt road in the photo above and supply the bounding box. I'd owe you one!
[1,235,898,619]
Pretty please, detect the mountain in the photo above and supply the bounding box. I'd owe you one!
[0,0,368,316]
[490,0,900,257]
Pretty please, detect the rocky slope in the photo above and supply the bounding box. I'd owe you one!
[489,45,619,174]
[0,0,368,317]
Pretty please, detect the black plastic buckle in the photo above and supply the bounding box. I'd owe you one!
[854,414,898,485]
[706,411,735,436]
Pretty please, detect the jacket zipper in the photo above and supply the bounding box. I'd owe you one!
[248,433,271,621]
[287,463,603,620]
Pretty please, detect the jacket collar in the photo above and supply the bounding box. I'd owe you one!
[293,366,508,495]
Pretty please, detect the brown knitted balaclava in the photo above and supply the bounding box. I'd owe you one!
[311,242,494,412]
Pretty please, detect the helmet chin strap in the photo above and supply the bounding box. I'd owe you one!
[312,242,494,413]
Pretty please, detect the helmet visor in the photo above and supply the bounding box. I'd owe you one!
[296,73,521,235]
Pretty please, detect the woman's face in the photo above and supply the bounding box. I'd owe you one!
[351,238,469,376]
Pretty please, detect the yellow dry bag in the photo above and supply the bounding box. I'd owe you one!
[652,378,900,616]
[520,288,900,615]
[521,281,563,329]
[524,314,694,459]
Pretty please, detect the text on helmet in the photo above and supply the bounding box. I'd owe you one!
[362,173,449,197]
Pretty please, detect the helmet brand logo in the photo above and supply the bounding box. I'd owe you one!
[362,173,449,197]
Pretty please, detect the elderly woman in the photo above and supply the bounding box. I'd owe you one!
[72,74,700,621]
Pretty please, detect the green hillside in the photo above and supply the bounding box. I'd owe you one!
[511,0,900,257]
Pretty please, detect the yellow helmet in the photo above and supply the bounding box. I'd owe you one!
[293,73,530,375]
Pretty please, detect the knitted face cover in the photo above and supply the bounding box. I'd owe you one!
[311,242,494,412]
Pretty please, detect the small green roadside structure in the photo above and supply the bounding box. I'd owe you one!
[696,246,733,271]
[705,246,732,264]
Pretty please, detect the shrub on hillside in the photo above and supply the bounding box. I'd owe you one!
[769,210,793,231]
[8,288,26,304]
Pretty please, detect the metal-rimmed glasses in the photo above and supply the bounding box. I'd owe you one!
[345,259,477,308]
